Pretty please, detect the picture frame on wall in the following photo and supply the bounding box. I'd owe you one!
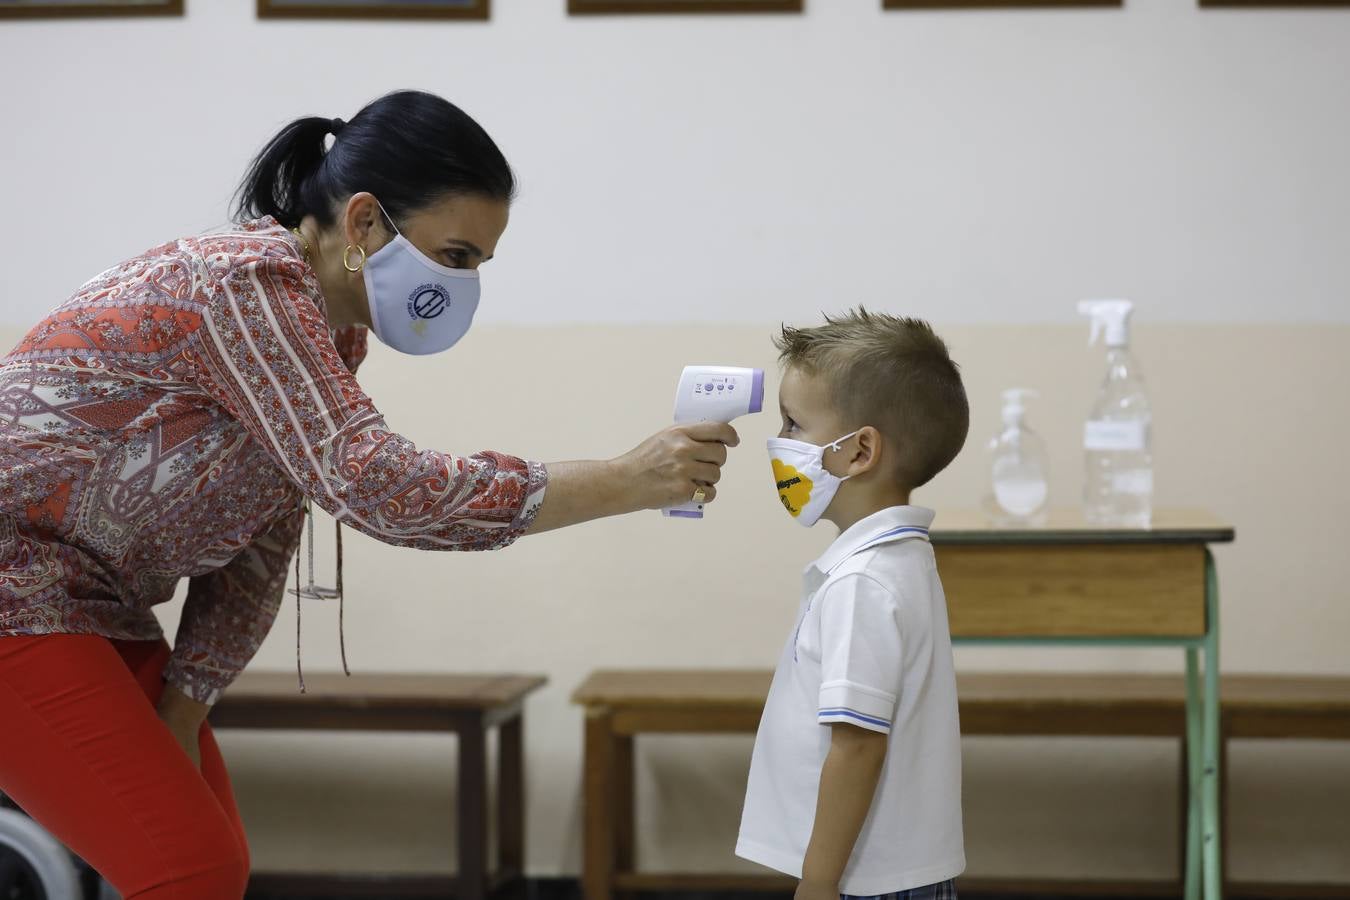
[1197,0,1348,6]
[569,0,802,14]
[0,0,182,18]
[884,0,1116,7]
[257,0,489,20]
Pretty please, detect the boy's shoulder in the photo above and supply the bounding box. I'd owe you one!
[812,506,935,575]
[822,538,934,595]
[811,507,939,604]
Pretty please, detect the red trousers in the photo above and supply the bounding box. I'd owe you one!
[0,635,249,899]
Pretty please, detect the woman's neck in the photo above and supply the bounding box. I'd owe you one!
[294,218,373,330]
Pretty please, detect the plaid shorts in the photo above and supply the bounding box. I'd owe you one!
[842,879,958,900]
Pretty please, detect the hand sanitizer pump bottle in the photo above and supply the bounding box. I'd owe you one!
[987,388,1050,526]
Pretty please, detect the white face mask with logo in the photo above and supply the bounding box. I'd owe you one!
[363,205,480,356]
[766,430,858,527]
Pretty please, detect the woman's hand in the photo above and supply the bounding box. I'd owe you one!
[613,422,740,510]
[528,422,741,534]
[156,683,209,769]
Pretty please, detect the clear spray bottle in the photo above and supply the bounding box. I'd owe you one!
[1079,299,1153,527]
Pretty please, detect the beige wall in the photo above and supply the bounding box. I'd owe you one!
[3,0,1350,330]
[7,321,1338,882]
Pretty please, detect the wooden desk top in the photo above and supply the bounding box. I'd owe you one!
[932,509,1234,546]
[220,671,548,711]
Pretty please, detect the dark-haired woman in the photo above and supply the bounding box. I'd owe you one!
[0,90,737,899]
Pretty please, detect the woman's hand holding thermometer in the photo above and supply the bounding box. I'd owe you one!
[661,365,765,519]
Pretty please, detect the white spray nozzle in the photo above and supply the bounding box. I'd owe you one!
[1077,299,1134,348]
[1000,388,1037,425]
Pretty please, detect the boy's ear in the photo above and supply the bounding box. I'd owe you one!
[847,426,883,477]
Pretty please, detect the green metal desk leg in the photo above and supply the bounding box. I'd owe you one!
[1185,645,1203,900]
[1202,550,1223,900]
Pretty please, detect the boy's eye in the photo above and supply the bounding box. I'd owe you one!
[444,250,470,268]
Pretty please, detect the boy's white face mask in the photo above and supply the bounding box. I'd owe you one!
[363,203,481,356]
[766,431,858,527]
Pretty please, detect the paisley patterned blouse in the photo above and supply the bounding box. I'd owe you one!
[0,218,548,703]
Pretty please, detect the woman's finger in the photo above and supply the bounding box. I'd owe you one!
[690,440,728,467]
[689,462,722,485]
[679,421,740,448]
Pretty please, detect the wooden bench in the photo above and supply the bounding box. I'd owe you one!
[572,669,1350,900]
[210,671,546,900]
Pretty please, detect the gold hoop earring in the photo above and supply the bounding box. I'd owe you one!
[343,244,367,273]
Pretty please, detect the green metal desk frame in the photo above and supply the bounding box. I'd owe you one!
[941,517,1227,900]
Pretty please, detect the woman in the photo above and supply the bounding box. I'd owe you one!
[0,90,737,899]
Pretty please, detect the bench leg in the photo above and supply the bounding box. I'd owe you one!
[459,717,490,900]
[1185,647,1203,900]
[1220,717,1230,899]
[615,734,635,900]
[499,713,526,897]
[1178,734,1188,891]
[584,711,617,900]
[1201,551,1223,900]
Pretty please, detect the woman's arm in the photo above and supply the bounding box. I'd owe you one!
[189,249,540,549]
[529,422,738,533]
[193,242,738,548]
[162,509,305,707]
[152,509,304,762]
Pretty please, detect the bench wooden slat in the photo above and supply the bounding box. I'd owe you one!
[572,670,771,710]
[222,671,547,708]
[571,670,1350,740]
[957,672,1187,702]
[211,672,547,732]
[1220,674,1350,710]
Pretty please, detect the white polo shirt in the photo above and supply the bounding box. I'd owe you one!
[736,506,965,895]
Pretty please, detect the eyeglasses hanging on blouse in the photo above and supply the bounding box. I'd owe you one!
[291,501,340,601]
[291,501,350,691]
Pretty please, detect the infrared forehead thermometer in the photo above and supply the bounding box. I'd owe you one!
[662,365,765,519]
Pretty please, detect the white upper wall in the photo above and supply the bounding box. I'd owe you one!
[2,0,1347,327]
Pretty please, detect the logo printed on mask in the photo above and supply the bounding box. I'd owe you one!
[766,431,857,527]
[408,284,450,320]
[771,459,814,518]
[363,197,481,356]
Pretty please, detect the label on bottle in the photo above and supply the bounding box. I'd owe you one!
[1085,420,1148,451]
[1111,470,1154,495]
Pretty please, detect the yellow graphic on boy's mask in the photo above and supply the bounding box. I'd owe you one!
[772,459,814,518]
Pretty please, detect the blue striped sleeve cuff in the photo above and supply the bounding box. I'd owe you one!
[818,680,896,735]
[817,707,892,734]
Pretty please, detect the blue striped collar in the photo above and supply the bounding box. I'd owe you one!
[810,505,936,576]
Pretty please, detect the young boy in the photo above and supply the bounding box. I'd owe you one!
[736,309,970,900]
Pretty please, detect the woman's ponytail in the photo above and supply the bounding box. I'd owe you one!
[232,116,334,228]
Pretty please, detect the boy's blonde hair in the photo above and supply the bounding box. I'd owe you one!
[774,308,969,490]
